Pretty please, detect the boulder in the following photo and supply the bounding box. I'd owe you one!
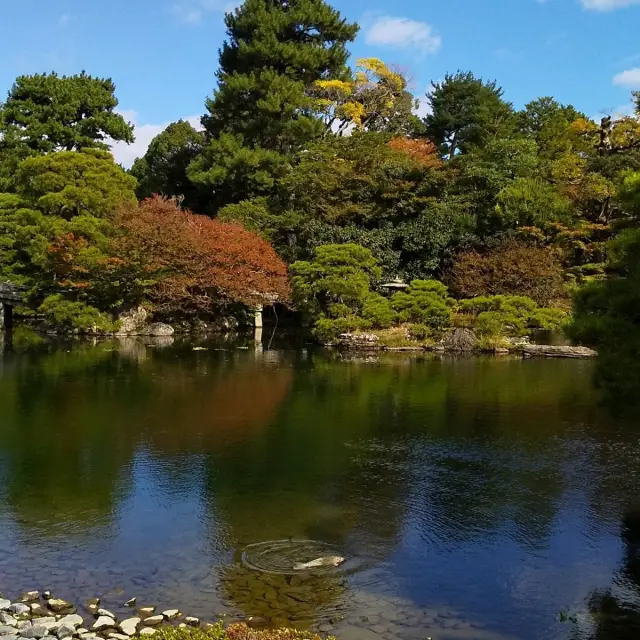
[29,605,43,617]
[42,595,51,603]
[14,624,30,632]
[55,617,82,630]
[115,307,148,335]
[96,611,114,621]
[442,328,478,352]
[53,624,75,639]
[19,625,48,639]
[118,619,139,637]
[139,323,174,337]
[137,609,155,619]
[0,604,9,613]
[0,615,16,627]
[91,618,115,632]
[8,606,29,618]
[522,344,597,359]
[19,594,39,604]
[140,617,162,627]
[338,333,380,348]
[0,627,18,636]
[161,611,180,621]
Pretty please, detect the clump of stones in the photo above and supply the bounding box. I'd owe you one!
[0,592,203,640]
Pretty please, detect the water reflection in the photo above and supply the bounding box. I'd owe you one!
[0,340,639,640]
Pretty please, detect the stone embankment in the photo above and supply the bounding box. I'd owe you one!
[0,592,202,640]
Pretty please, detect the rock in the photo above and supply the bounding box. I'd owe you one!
[8,606,29,618]
[19,594,39,604]
[107,634,129,640]
[54,624,75,639]
[140,617,162,627]
[20,625,48,639]
[338,333,379,349]
[14,624,30,632]
[96,611,115,621]
[139,323,174,337]
[137,609,155,619]
[0,627,18,636]
[91,618,115,632]
[42,595,51,603]
[138,629,156,636]
[46,602,71,615]
[84,602,99,611]
[56,617,83,630]
[0,604,9,613]
[123,600,136,609]
[184,618,199,628]
[0,615,16,627]
[442,328,478,352]
[35,621,56,633]
[118,619,139,637]
[522,344,597,359]
[178,624,186,630]
[115,307,148,335]
[161,611,180,621]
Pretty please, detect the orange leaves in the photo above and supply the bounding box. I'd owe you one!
[387,137,441,168]
[114,196,290,314]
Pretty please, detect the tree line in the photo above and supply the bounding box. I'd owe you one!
[0,0,639,348]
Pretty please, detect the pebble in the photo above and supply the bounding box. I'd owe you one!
[139,629,156,636]
[97,611,115,621]
[119,619,140,637]
[8,606,29,618]
[0,615,16,627]
[184,617,200,627]
[161,611,180,621]
[123,601,136,609]
[0,604,9,613]
[92,618,116,632]
[140,617,162,627]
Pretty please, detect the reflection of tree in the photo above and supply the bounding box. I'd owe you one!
[593,343,640,418]
[579,510,640,640]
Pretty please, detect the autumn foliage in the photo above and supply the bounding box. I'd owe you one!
[446,241,567,307]
[114,196,290,315]
[387,137,441,168]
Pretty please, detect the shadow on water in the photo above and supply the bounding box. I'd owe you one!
[1,337,640,639]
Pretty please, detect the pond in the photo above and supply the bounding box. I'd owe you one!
[0,335,639,640]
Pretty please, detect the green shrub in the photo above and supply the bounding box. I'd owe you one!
[459,294,567,337]
[313,315,367,342]
[361,292,397,328]
[391,280,453,329]
[38,294,116,333]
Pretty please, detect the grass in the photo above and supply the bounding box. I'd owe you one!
[154,624,331,640]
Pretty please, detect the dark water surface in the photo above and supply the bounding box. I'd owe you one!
[1,336,640,640]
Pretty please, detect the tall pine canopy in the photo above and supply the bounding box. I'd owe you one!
[203,0,358,151]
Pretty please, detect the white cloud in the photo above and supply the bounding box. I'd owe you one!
[170,0,239,24]
[365,16,441,54]
[414,97,432,119]
[613,67,640,87]
[109,111,202,168]
[581,0,640,10]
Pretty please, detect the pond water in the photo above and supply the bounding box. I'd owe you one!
[1,335,640,640]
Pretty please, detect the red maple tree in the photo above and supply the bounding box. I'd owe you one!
[113,196,290,314]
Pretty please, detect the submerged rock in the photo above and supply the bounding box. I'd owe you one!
[123,600,136,609]
[46,602,71,615]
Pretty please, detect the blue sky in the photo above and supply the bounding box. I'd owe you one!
[1,0,639,165]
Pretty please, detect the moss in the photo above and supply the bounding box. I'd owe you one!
[154,624,331,640]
